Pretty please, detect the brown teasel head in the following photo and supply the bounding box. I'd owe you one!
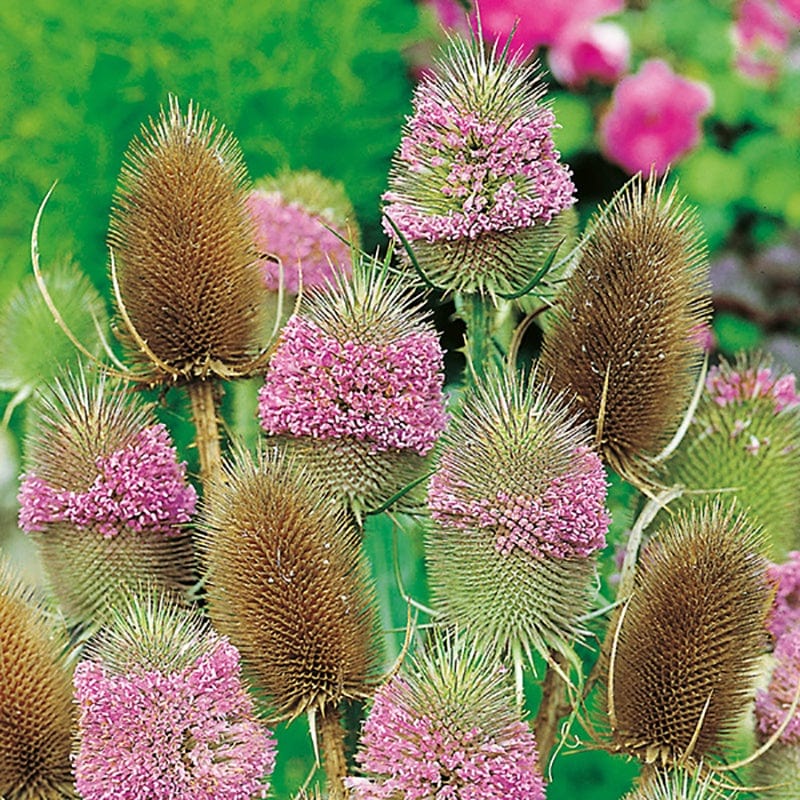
[602,500,772,768]
[197,447,381,720]
[538,175,711,484]
[0,560,76,799]
[108,95,266,385]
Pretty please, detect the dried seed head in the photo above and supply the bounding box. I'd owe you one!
[623,767,731,800]
[657,354,800,559]
[74,592,275,799]
[198,448,381,719]
[426,368,610,663]
[383,32,575,296]
[539,175,711,483]
[248,169,359,293]
[108,96,265,383]
[258,255,448,514]
[349,632,545,800]
[605,500,772,766]
[0,560,75,800]
[17,370,196,625]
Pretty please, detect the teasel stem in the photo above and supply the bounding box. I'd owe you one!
[534,650,572,766]
[454,293,515,387]
[186,379,223,488]
[319,708,349,800]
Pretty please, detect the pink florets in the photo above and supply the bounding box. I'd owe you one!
[348,677,545,800]
[598,59,713,176]
[246,189,352,293]
[768,552,800,640]
[733,0,797,82]
[258,315,448,455]
[428,445,610,559]
[18,423,197,537]
[755,625,800,745]
[74,638,276,800]
[384,85,575,242]
[706,365,800,414]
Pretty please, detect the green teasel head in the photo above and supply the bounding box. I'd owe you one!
[425,367,610,669]
[657,352,800,559]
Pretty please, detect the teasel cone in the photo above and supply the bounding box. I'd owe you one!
[257,253,448,516]
[538,175,711,485]
[0,559,76,799]
[657,353,800,559]
[16,369,197,628]
[601,500,772,768]
[348,630,546,800]
[382,30,576,297]
[426,367,610,670]
[198,447,381,798]
[750,743,800,800]
[108,96,268,485]
[623,766,731,800]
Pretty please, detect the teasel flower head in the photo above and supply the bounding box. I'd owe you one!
[247,169,358,294]
[602,500,772,767]
[538,175,711,485]
[16,370,197,625]
[197,447,381,720]
[107,95,267,385]
[768,552,800,641]
[73,592,275,800]
[623,766,732,800]
[258,254,448,514]
[755,625,800,747]
[383,30,576,296]
[426,367,610,665]
[658,354,800,558]
[0,559,75,800]
[348,632,546,800]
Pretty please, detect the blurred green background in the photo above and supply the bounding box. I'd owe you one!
[1,1,799,797]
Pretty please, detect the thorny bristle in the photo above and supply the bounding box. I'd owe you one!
[108,95,265,383]
[198,447,381,719]
[426,368,609,664]
[0,560,75,800]
[604,500,772,766]
[749,742,800,799]
[19,369,197,626]
[657,352,800,558]
[539,175,711,484]
[624,765,732,800]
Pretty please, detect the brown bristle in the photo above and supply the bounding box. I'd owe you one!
[538,176,711,482]
[604,500,772,766]
[198,448,381,719]
[108,95,265,382]
[0,563,75,799]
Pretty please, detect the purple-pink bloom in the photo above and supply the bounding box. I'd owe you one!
[258,315,448,455]
[598,59,713,176]
[548,21,630,86]
[348,677,545,800]
[246,189,352,293]
[732,0,796,81]
[705,364,800,414]
[768,552,800,641]
[74,637,275,800]
[428,445,610,559]
[18,423,196,537]
[383,82,575,243]
[755,625,800,745]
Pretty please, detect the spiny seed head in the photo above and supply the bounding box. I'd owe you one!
[248,169,359,293]
[74,592,275,800]
[17,369,196,626]
[426,368,609,664]
[623,767,732,800]
[0,560,75,800]
[383,31,575,296]
[258,254,448,514]
[349,631,545,800]
[657,354,800,559]
[0,259,108,401]
[604,500,772,766]
[108,95,266,383]
[539,175,711,484]
[198,447,381,719]
[749,741,800,800]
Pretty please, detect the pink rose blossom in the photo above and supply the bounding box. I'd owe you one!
[549,21,631,86]
[598,59,713,176]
